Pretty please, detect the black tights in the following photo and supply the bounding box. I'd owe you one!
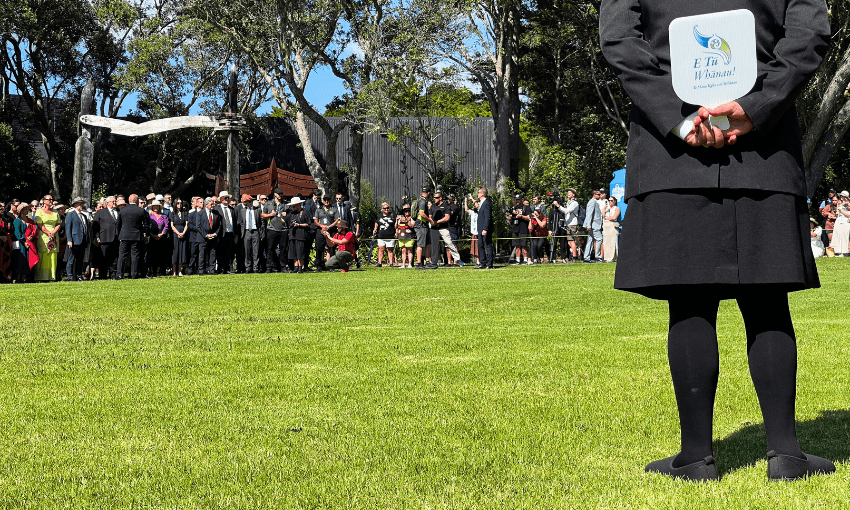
[667,291,802,466]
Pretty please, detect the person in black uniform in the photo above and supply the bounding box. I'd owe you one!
[170,199,189,276]
[287,196,311,273]
[413,186,431,268]
[116,194,149,279]
[508,194,531,264]
[600,0,833,481]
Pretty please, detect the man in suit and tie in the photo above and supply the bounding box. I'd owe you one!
[215,190,237,274]
[198,197,222,275]
[65,197,90,281]
[92,195,121,279]
[117,194,149,279]
[236,194,265,273]
[476,187,494,269]
[582,190,603,263]
[186,196,203,275]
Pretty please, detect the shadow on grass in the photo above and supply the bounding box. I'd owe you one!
[715,409,850,476]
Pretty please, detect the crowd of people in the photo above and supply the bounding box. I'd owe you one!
[0,185,627,283]
[814,189,850,257]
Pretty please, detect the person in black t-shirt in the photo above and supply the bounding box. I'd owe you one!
[373,202,397,267]
[445,195,462,266]
[508,194,532,264]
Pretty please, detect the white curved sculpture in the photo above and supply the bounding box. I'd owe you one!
[79,115,240,137]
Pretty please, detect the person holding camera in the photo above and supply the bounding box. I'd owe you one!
[529,208,548,264]
[323,219,355,272]
[422,191,463,269]
[508,194,532,264]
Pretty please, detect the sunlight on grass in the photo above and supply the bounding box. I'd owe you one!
[0,261,847,508]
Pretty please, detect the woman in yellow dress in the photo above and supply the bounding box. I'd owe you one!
[34,195,60,282]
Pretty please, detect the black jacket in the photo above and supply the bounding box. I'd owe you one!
[92,207,120,243]
[599,0,830,200]
[118,204,149,241]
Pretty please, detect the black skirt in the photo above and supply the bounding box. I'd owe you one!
[614,189,819,300]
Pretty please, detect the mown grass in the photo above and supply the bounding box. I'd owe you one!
[0,260,848,509]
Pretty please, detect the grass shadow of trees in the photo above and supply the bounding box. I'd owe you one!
[714,409,850,476]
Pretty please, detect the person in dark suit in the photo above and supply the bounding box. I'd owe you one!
[475,187,493,269]
[600,0,832,481]
[116,194,149,279]
[186,196,204,275]
[236,194,265,273]
[92,196,120,279]
[65,197,89,281]
[198,197,222,275]
[214,191,237,274]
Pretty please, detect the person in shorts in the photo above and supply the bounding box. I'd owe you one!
[508,193,531,264]
[395,204,415,268]
[373,202,396,267]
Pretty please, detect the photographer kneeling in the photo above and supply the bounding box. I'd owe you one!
[323,220,355,273]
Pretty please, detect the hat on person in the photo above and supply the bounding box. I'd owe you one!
[155,194,165,201]
[841,190,850,198]
[829,188,837,193]
[116,198,127,207]
[17,203,32,215]
[71,197,86,206]
[337,219,348,228]
[421,185,429,193]
[149,200,162,208]
[253,200,260,207]
[53,203,67,211]
[402,204,411,210]
[810,217,819,226]
[514,193,522,200]
[312,190,321,197]
[241,193,252,202]
[273,187,283,195]
[146,193,156,201]
[288,196,305,206]
[218,190,231,198]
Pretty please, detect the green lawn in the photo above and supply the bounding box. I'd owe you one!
[1,261,848,509]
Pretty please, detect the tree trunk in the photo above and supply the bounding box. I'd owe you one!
[806,98,850,196]
[294,109,329,196]
[348,128,364,207]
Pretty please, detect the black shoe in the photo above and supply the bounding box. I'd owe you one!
[767,451,836,480]
[415,264,428,270]
[375,263,382,267]
[474,265,486,269]
[645,455,720,482]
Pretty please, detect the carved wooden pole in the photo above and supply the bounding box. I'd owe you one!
[226,64,240,197]
[73,80,95,204]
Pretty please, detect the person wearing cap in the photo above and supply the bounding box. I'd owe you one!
[508,194,532,265]
[116,194,149,279]
[286,196,311,273]
[237,193,265,273]
[92,196,121,279]
[323,219,355,272]
[313,195,337,270]
[63,197,89,281]
[581,190,603,263]
[395,203,415,268]
[444,195,462,266]
[422,191,464,269]
[262,187,289,273]
[413,185,431,268]
[215,191,237,274]
[829,190,850,257]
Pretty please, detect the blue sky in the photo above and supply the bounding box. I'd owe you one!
[117,65,347,117]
